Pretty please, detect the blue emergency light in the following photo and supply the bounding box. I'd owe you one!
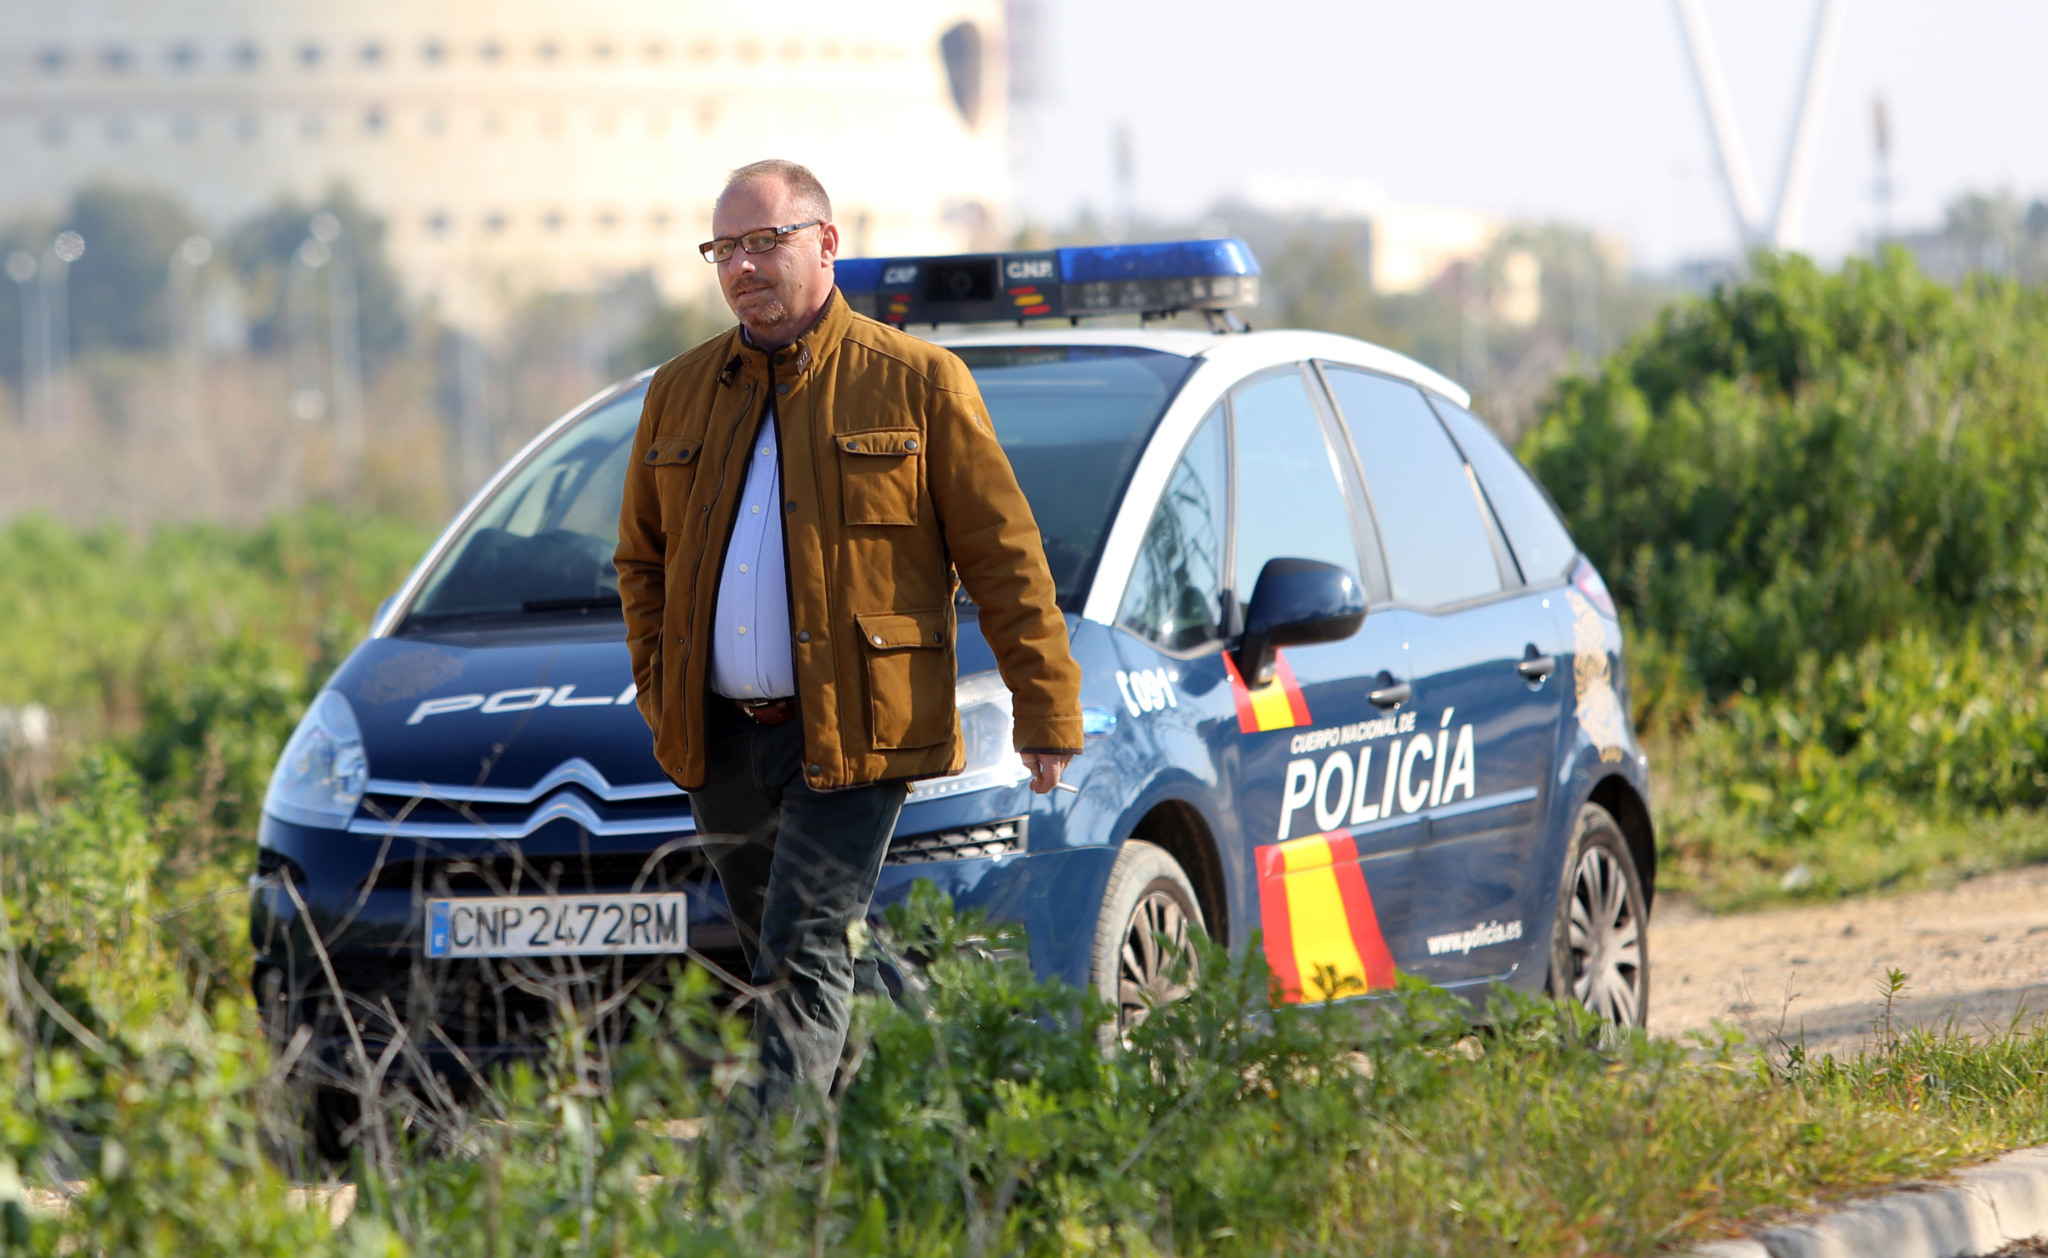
[836,238,1259,328]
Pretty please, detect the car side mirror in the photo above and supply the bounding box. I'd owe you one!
[1235,558,1366,686]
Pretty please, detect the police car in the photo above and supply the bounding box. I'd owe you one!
[250,238,1654,1099]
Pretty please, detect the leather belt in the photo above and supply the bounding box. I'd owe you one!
[732,697,798,726]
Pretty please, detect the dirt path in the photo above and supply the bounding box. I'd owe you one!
[1647,864,2048,1058]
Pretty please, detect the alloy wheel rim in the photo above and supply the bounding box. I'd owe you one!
[1567,845,1643,1024]
[1117,889,1196,1030]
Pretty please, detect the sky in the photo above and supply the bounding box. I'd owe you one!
[1014,0,2048,269]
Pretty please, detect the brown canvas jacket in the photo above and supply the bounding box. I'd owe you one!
[614,289,1083,791]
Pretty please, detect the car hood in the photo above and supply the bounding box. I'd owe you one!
[332,634,660,795]
[329,612,1018,796]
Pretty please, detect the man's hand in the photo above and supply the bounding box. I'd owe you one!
[1022,752,1075,795]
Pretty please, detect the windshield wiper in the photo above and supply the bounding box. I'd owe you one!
[521,594,623,614]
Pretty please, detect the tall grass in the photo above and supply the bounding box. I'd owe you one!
[7,848,2048,1256]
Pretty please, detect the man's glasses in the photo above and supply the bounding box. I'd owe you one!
[700,220,822,264]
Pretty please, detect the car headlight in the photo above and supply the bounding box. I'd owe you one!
[263,690,370,829]
[914,669,1031,800]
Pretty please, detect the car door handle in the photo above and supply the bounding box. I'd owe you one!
[1517,654,1557,681]
[1368,681,1411,709]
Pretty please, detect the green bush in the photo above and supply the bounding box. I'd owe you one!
[0,507,429,822]
[1521,252,2048,903]
[1524,251,2048,700]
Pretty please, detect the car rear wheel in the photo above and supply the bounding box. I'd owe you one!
[1546,802,1650,1027]
[1091,840,1206,1034]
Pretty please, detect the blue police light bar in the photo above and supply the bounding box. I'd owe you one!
[836,238,1259,327]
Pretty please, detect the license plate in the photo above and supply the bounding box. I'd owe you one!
[425,893,688,959]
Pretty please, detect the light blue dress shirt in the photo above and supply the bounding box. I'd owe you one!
[709,406,796,699]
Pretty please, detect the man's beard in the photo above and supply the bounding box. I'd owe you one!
[735,286,789,328]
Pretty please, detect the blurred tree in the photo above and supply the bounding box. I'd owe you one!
[227,184,409,369]
[1254,224,1381,338]
[1942,191,2027,277]
[611,297,729,377]
[65,184,202,356]
[1896,189,2048,286]
[0,185,201,383]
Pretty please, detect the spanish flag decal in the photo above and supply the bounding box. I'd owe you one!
[1256,831,1396,1003]
[1222,649,1312,734]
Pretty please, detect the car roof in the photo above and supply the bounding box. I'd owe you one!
[934,326,1471,409]
[620,326,1470,409]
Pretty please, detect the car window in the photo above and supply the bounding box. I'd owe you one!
[1119,405,1228,650]
[1230,370,1361,620]
[407,390,644,620]
[1323,367,1502,608]
[1431,396,1578,582]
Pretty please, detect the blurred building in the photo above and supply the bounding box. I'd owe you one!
[0,0,1010,327]
[1885,191,2048,287]
[1236,176,1516,305]
[1364,204,1501,297]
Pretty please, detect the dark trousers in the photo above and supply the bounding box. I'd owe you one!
[688,700,906,1106]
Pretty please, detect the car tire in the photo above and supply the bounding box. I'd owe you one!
[305,1086,360,1165]
[1546,802,1650,1027]
[1091,840,1206,1034]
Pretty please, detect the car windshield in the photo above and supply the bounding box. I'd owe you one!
[405,390,645,624]
[952,345,1194,605]
[401,345,1192,626]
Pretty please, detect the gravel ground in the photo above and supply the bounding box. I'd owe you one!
[1648,864,2048,1058]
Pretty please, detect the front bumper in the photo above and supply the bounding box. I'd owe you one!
[249,810,1120,1085]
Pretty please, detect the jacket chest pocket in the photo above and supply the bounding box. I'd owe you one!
[855,608,953,749]
[645,437,703,532]
[836,429,922,525]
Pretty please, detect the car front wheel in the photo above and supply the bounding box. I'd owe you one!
[1546,802,1650,1027]
[1091,840,1206,1034]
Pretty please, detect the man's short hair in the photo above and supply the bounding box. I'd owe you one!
[722,159,832,223]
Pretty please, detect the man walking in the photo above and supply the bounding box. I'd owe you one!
[615,160,1082,1104]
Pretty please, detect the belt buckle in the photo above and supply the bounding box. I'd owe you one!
[736,697,793,724]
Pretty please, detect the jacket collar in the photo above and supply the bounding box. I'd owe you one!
[717,288,853,388]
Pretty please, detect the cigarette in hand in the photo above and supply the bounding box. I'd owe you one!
[1053,781,1079,794]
